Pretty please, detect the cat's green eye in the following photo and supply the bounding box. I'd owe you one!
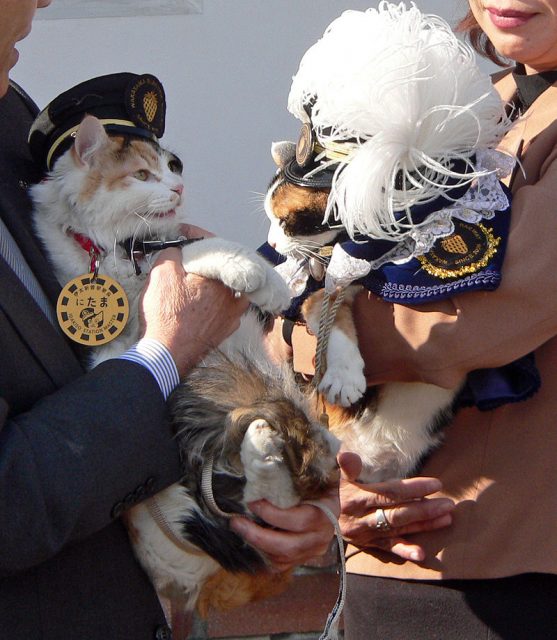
[134,169,150,181]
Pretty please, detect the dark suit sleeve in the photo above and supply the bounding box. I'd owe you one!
[0,359,182,577]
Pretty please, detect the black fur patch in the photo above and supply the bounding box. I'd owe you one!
[181,509,266,574]
[281,207,332,236]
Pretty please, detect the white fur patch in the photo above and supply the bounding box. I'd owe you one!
[341,381,461,483]
[318,328,366,406]
[127,486,219,608]
[181,237,291,314]
[240,419,299,509]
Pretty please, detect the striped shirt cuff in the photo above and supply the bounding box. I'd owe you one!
[119,338,180,400]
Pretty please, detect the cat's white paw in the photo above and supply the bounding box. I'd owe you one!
[215,251,268,294]
[246,265,291,314]
[318,365,367,407]
[240,419,298,509]
[319,328,367,406]
[181,239,267,293]
[181,239,290,314]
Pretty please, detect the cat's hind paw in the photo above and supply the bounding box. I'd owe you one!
[240,419,298,509]
[318,365,367,407]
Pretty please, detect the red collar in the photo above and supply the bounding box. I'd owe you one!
[71,231,104,274]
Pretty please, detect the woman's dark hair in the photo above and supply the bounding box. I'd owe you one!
[456,10,510,67]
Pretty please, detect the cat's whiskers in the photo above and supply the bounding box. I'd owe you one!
[248,191,265,204]
[130,208,156,232]
[296,246,329,265]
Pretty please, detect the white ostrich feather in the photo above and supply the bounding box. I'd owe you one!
[287,1,511,241]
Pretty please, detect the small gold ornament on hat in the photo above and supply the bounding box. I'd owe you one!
[441,234,468,255]
[296,122,315,168]
[56,249,129,346]
[143,91,158,123]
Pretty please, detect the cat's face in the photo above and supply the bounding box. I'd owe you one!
[264,142,338,258]
[44,115,184,248]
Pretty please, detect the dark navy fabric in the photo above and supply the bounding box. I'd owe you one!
[259,179,539,411]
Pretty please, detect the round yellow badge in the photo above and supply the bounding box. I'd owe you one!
[56,273,129,346]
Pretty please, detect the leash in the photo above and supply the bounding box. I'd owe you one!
[303,500,346,640]
[313,287,346,389]
[200,455,249,521]
[144,496,207,557]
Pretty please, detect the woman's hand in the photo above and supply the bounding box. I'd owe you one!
[229,486,339,573]
[339,452,454,562]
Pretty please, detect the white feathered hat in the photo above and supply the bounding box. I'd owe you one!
[286,1,510,241]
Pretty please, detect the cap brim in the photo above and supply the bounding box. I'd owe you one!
[283,158,337,189]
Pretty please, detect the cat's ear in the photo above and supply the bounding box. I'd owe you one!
[271,141,296,169]
[72,115,110,166]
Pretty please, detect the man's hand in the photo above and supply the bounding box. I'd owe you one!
[140,247,248,376]
[230,486,339,573]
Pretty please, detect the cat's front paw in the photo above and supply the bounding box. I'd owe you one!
[246,265,291,314]
[318,365,367,407]
[180,239,291,314]
[217,252,268,294]
[182,239,267,293]
[318,327,367,406]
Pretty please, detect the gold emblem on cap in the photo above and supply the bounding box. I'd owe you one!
[56,273,129,346]
[296,122,315,167]
[418,222,500,279]
[143,91,158,123]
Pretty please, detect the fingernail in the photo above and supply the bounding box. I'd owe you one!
[410,550,424,562]
[231,518,247,534]
[248,501,263,515]
[434,514,453,528]
[430,499,455,517]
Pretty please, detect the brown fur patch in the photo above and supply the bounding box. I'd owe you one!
[196,567,293,617]
[272,182,330,220]
[302,286,360,343]
[76,136,163,201]
[271,181,330,236]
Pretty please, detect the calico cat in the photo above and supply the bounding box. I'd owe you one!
[262,2,515,485]
[265,141,462,483]
[32,114,289,368]
[31,115,339,617]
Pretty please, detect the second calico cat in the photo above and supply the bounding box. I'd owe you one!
[263,141,464,483]
[261,3,515,483]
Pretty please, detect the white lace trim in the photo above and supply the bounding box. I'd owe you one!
[275,257,311,297]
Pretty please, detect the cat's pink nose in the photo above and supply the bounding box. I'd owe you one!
[269,241,277,249]
[173,184,184,196]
